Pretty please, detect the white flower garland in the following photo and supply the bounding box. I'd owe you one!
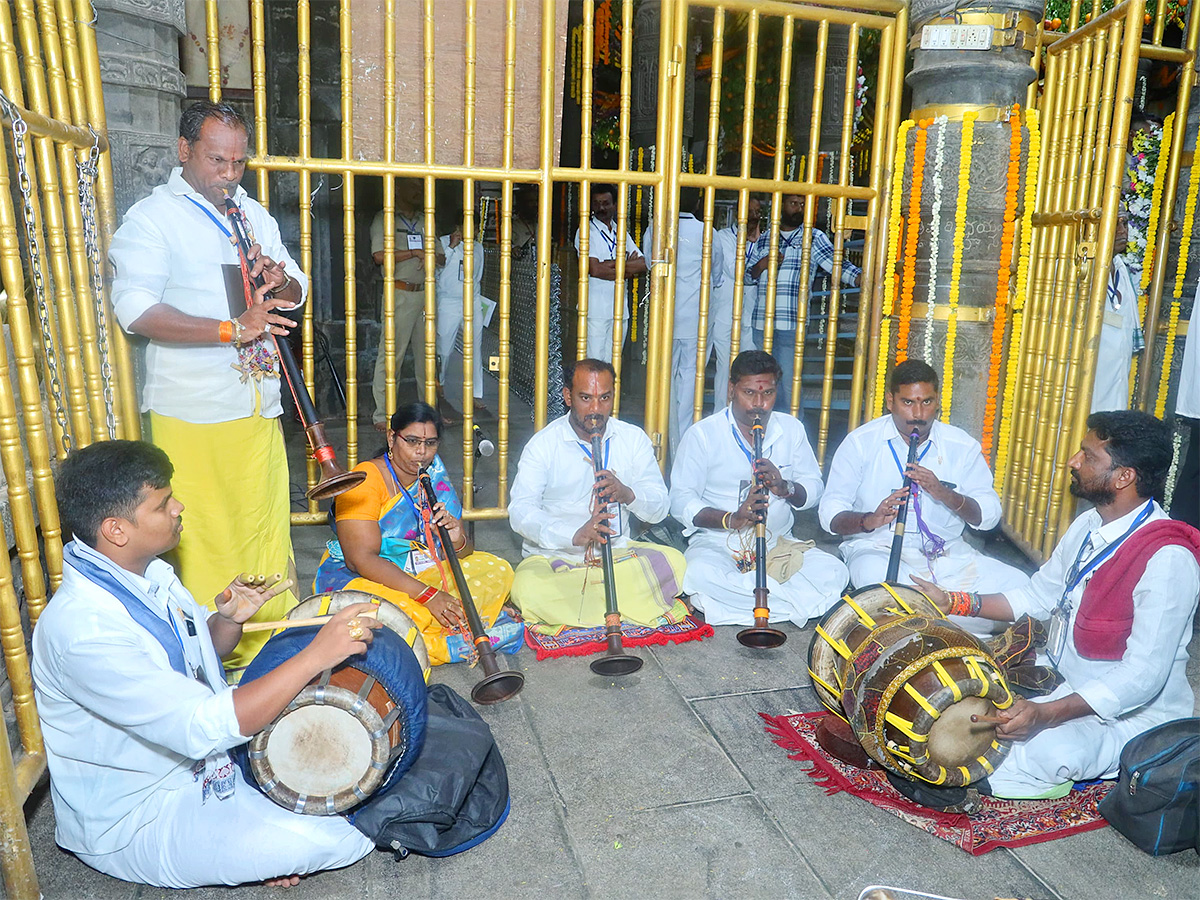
[923,116,947,362]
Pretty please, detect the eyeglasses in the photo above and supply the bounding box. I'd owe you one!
[398,436,440,449]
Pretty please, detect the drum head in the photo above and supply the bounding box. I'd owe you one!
[292,589,430,678]
[807,583,942,718]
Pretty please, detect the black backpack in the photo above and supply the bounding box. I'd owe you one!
[1099,717,1199,856]
[349,683,510,858]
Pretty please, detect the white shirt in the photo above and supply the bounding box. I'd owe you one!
[509,414,670,560]
[819,415,1003,552]
[109,168,309,423]
[642,213,705,335]
[574,217,642,322]
[1091,256,1139,412]
[670,406,824,550]
[31,541,244,855]
[711,225,758,323]
[1177,281,1199,418]
[1004,501,1198,723]
[436,234,484,307]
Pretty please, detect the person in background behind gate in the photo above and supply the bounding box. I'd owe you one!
[436,216,489,419]
[33,440,377,889]
[1091,215,1140,413]
[1171,279,1199,529]
[711,193,764,402]
[819,359,1030,635]
[574,183,647,363]
[108,100,305,672]
[912,411,1200,800]
[669,350,849,626]
[746,194,861,411]
[370,178,448,429]
[508,358,689,629]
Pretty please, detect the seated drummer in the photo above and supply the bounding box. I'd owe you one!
[32,440,378,888]
[916,412,1200,799]
[669,350,849,625]
[819,359,1029,630]
[508,358,690,628]
[314,401,515,666]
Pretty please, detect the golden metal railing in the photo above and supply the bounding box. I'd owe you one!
[999,0,1146,560]
[0,2,131,895]
[195,0,903,510]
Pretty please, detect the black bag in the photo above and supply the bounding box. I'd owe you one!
[1099,717,1200,856]
[349,683,510,858]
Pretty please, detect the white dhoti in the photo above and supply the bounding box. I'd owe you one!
[75,781,374,888]
[841,537,1031,635]
[987,682,1159,799]
[683,539,849,627]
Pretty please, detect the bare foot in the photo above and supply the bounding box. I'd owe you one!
[265,875,302,888]
[373,421,388,433]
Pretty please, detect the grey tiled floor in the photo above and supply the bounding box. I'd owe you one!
[21,376,1200,899]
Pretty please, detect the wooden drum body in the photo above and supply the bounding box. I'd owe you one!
[808,583,1013,787]
[236,619,429,815]
[292,589,431,680]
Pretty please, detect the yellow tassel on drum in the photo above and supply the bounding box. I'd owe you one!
[931,661,962,701]
[815,624,852,660]
[844,596,877,628]
[885,711,928,742]
[903,683,941,719]
[964,656,990,697]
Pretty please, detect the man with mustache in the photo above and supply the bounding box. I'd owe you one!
[745,193,862,411]
[109,101,305,670]
[508,358,688,628]
[819,359,1029,633]
[913,411,1200,799]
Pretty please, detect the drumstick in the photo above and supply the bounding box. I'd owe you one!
[970,714,1007,724]
[242,607,379,633]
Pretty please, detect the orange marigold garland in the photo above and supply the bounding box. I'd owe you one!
[896,119,931,362]
[875,118,916,409]
[980,106,1023,460]
[995,107,1040,491]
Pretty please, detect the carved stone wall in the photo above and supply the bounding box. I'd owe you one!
[95,0,186,215]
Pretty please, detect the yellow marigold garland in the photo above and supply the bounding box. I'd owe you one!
[874,118,915,410]
[1156,155,1200,417]
[994,107,1040,491]
[981,106,1023,460]
[942,111,978,419]
[896,119,931,363]
[1140,113,1174,299]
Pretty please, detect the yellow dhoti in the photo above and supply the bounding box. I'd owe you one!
[149,410,298,673]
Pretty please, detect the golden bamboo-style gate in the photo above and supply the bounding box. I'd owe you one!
[0,1,136,896]
[997,0,1158,559]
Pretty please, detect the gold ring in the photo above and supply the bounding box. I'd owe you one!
[348,624,366,641]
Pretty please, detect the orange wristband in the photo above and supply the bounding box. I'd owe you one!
[218,320,234,343]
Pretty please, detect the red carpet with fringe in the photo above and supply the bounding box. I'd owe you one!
[523,615,713,660]
[762,710,1112,855]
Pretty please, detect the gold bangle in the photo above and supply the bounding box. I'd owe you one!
[951,492,967,512]
[721,511,731,529]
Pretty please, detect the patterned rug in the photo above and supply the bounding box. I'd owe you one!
[523,615,714,660]
[762,710,1112,855]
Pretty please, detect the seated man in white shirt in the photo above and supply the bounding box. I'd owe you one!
[669,350,849,626]
[508,358,689,628]
[912,412,1200,799]
[819,359,1029,631]
[32,441,378,888]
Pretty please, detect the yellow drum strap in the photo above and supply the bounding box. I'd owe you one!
[963,656,990,696]
[931,661,962,701]
[885,711,927,742]
[844,596,877,628]
[815,624,852,659]
[903,682,941,718]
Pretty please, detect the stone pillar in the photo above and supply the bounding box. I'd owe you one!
[902,1,1042,440]
[94,0,186,216]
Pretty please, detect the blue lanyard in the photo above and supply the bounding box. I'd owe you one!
[592,218,618,256]
[185,194,235,241]
[577,437,611,470]
[888,437,932,482]
[384,452,424,520]
[397,213,420,235]
[727,409,758,470]
[1063,500,1155,597]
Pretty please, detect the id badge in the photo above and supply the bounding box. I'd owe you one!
[405,546,438,575]
[407,232,423,250]
[1046,605,1069,666]
[458,260,465,282]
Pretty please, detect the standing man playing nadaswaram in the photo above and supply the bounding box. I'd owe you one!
[819,359,1030,634]
[670,350,849,626]
[508,358,689,629]
[913,412,1200,799]
[745,194,861,411]
[109,101,306,671]
[574,183,647,363]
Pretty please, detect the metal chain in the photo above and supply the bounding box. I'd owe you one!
[77,125,117,439]
[0,89,72,452]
